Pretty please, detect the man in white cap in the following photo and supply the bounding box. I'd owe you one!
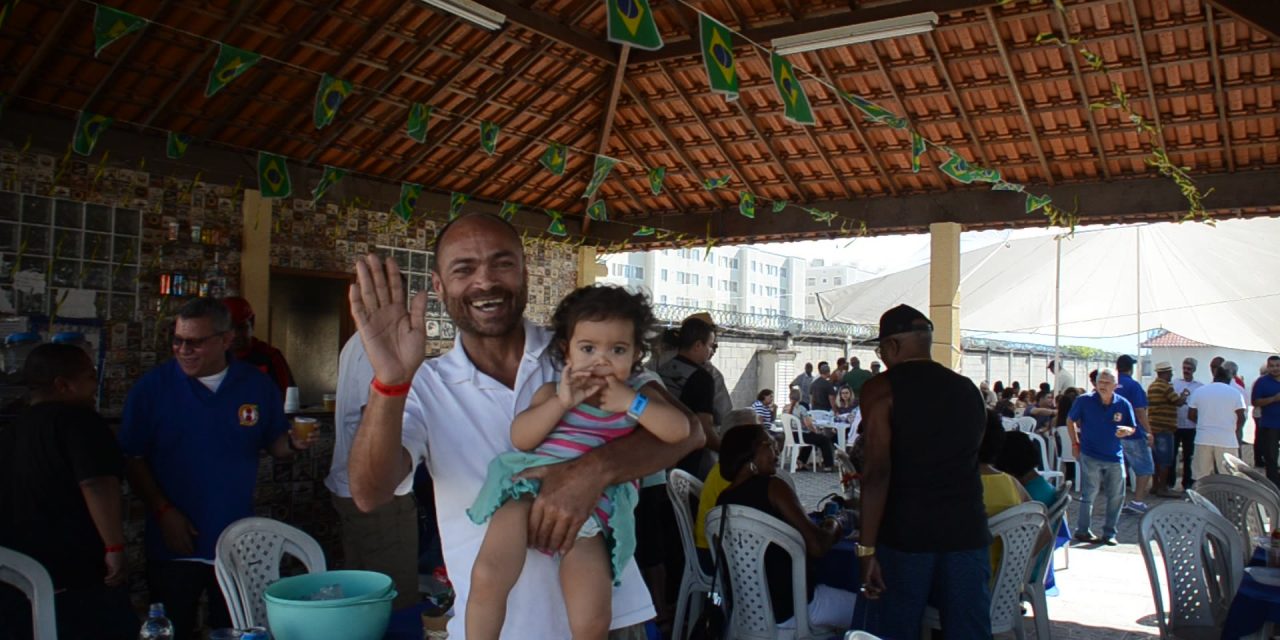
[1146,361,1184,496]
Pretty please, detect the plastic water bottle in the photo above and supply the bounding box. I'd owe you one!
[138,603,173,639]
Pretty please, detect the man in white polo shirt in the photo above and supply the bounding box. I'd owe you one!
[345,214,703,639]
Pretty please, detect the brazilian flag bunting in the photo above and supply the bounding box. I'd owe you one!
[72,111,112,156]
[770,53,814,125]
[605,0,662,51]
[165,131,192,160]
[545,209,568,236]
[911,132,926,174]
[700,14,738,101]
[449,192,470,220]
[93,6,146,57]
[311,166,347,203]
[582,156,617,200]
[1026,193,1052,214]
[992,181,1025,193]
[702,175,730,190]
[407,103,431,143]
[586,200,607,221]
[480,121,499,155]
[633,226,656,237]
[771,199,787,213]
[314,74,352,129]
[0,1,17,31]
[938,151,980,184]
[647,166,665,195]
[738,192,755,219]
[257,152,292,199]
[841,92,908,130]
[205,43,261,97]
[393,183,422,221]
[540,142,566,175]
[499,201,518,221]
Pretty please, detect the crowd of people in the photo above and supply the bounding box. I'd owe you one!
[3,210,1279,640]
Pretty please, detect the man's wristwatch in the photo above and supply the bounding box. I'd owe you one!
[855,543,876,558]
[627,392,649,421]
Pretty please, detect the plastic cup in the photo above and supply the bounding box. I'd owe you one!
[292,417,318,441]
[323,393,336,412]
[284,386,300,412]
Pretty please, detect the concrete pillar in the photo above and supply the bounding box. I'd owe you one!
[240,190,272,329]
[576,247,606,287]
[929,222,962,369]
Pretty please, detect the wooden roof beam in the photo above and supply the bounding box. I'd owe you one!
[17,4,90,107]
[1207,0,1280,42]
[621,82,713,202]
[140,1,261,129]
[1050,8,1112,180]
[984,8,1055,186]
[466,0,617,64]
[651,66,761,202]
[81,0,178,113]
[1124,0,1166,146]
[865,39,950,191]
[611,124,695,215]
[584,45,631,235]
[633,0,1002,63]
[812,55,900,196]
[1205,5,1236,173]
[923,31,991,167]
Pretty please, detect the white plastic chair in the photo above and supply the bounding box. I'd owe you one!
[1192,474,1280,560]
[704,505,838,640]
[777,413,815,474]
[924,502,1047,639]
[1025,488,1071,640]
[0,546,56,640]
[1025,432,1064,487]
[1015,417,1038,433]
[215,517,328,629]
[667,469,713,640]
[1139,502,1243,640]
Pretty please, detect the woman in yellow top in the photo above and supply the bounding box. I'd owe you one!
[978,412,1031,576]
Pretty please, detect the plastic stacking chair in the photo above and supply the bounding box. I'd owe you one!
[923,502,1047,640]
[0,546,56,640]
[1054,427,1082,492]
[1192,474,1280,561]
[1222,451,1280,502]
[1139,502,1243,640]
[667,469,713,640]
[777,414,815,474]
[1185,488,1223,516]
[1025,488,1072,640]
[1027,432,1064,488]
[215,517,327,629]
[704,505,839,640]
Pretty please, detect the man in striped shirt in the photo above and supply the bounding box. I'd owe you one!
[1147,362,1184,496]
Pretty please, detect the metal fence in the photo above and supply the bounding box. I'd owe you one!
[652,303,876,340]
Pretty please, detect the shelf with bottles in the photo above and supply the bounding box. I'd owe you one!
[158,216,240,250]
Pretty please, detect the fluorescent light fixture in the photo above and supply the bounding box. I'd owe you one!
[773,11,939,55]
[418,0,506,31]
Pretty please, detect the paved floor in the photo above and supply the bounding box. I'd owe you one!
[788,469,1171,639]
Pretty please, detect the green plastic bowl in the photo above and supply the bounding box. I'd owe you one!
[263,571,396,640]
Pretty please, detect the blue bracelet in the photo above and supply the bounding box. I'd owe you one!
[627,392,649,421]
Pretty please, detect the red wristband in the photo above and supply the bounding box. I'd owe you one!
[154,503,173,518]
[104,544,125,553]
[371,378,412,397]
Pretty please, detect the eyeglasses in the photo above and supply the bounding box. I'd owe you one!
[172,333,223,350]
[710,343,719,351]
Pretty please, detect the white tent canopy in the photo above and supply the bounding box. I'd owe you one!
[814,218,1280,354]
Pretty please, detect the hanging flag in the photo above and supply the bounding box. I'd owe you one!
[545,209,568,236]
[647,166,665,195]
[393,183,422,221]
[257,152,292,199]
[0,1,16,31]
[72,111,112,156]
[165,131,192,160]
[971,167,1002,184]
[700,14,738,102]
[314,73,353,129]
[499,201,518,221]
[702,175,731,190]
[938,151,980,184]
[479,121,499,155]
[770,53,814,125]
[540,142,566,175]
[406,103,431,143]
[586,200,607,221]
[582,155,617,200]
[807,208,838,224]
[841,92,908,129]
[205,43,261,97]
[93,6,146,57]
[633,226,656,237]
[449,192,470,219]
[771,199,787,213]
[991,181,1025,192]
[1026,193,1052,214]
[605,0,663,51]
[739,192,756,219]
[910,132,926,173]
[311,166,346,203]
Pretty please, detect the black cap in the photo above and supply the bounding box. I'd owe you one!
[1117,354,1136,370]
[871,304,934,341]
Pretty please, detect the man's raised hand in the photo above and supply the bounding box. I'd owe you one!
[350,254,427,385]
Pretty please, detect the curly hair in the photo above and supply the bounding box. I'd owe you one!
[548,284,657,371]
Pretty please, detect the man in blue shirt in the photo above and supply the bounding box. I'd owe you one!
[119,297,312,639]
[1068,368,1137,545]
[1251,355,1280,486]
[1113,355,1154,513]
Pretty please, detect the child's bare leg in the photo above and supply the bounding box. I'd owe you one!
[560,534,613,640]
[466,499,531,640]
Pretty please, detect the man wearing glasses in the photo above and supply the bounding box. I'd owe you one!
[857,305,991,639]
[118,297,313,639]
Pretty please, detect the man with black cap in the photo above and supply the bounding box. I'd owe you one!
[856,304,991,639]
[1114,354,1153,514]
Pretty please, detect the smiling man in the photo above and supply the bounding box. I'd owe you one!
[346,213,703,639]
[118,297,310,639]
